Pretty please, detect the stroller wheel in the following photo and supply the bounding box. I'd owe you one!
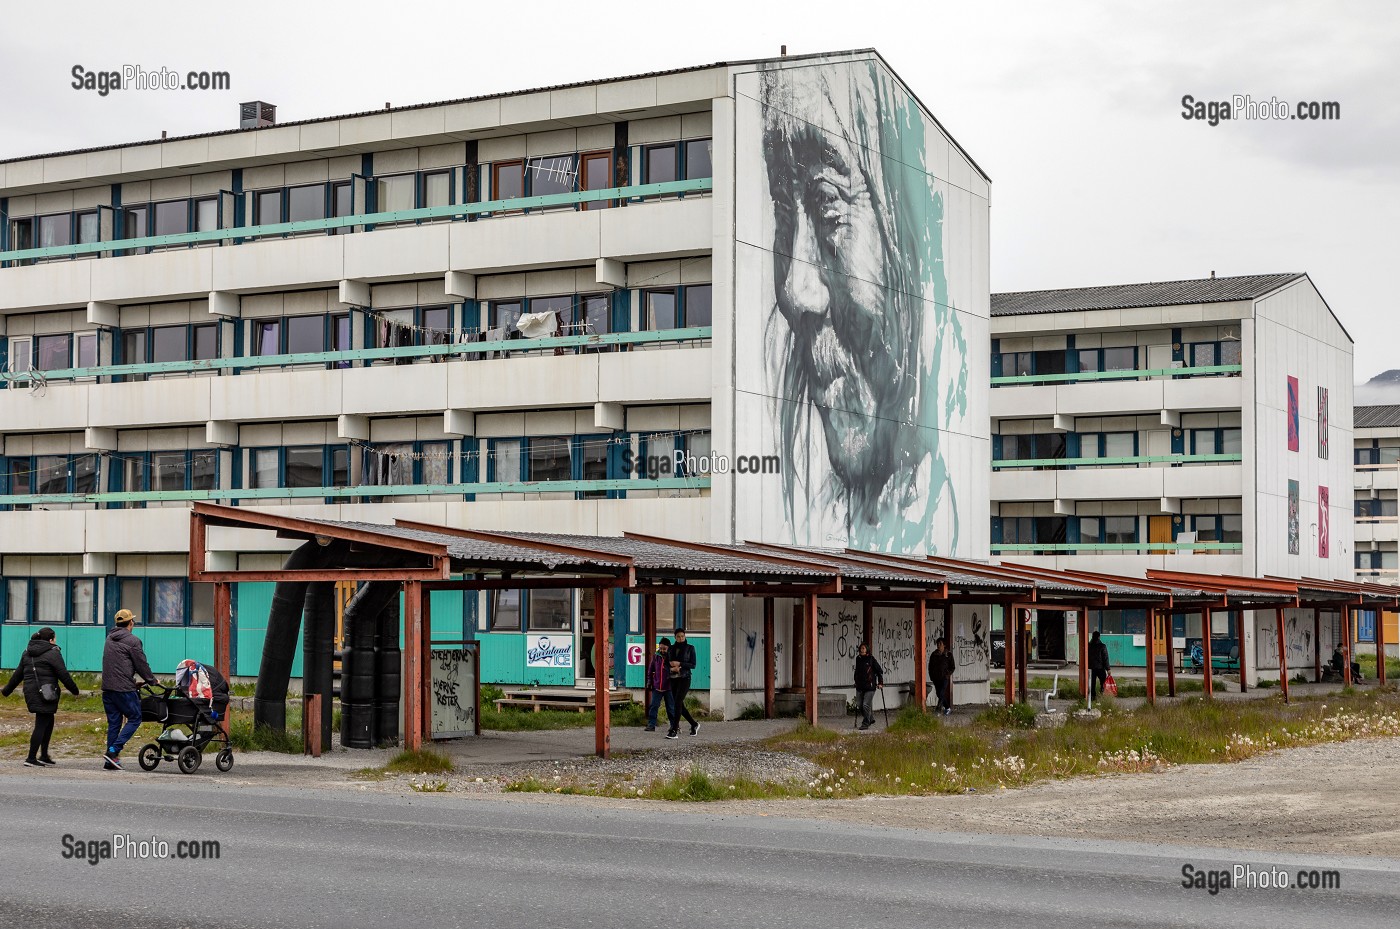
[215,749,234,773]
[138,743,162,771]
[177,745,202,775]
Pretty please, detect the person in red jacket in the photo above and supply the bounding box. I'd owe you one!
[644,639,674,732]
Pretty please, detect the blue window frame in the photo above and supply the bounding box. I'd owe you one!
[116,577,214,626]
[245,445,349,491]
[109,449,218,500]
[644,284,712,330]
[1,577,98,624]
[487,588,574,633]
[1188,428,1242,455]
[1189,513,1243,543]
[362,441,454,487]
[1077,432,1137,459]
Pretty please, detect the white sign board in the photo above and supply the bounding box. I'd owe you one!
[429,644,479,739]
[525,634,573,668]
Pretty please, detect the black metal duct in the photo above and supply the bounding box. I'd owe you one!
[340,581,400,748]
[374,596,402,747]
[253,540,337,732]
[302,581,336,752]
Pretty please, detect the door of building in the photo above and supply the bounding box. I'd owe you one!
[1152,611,1168,665]
[1149,516,1174,554]
[575,590,597,688]
[1036,611,1066,661]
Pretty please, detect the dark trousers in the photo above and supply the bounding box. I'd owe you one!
[1091,669,1107,698]
[857,689,876,725]
[933,678,953,711]
[29,712,55,761]
[647,688,675,728]
[668,678,697,732]
[103,690,143,755]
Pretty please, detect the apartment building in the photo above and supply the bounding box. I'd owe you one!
[989,273,1354,670]
[1353,404,1400,654]
[0,49,991,715]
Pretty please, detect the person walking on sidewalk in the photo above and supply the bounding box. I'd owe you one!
[853,643,884,730]
[1088,631,1111,699]
[666,629,699,739]
[928,637,956,716]
[101,609,156,770]
[2,628,80,767]
[645,638,674,732]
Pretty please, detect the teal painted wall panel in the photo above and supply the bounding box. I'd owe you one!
[233,583,301,677]
[140,628,189,675]
[623,635,710,689]
[1066,633,1147,668]
[2,625,30,668]
[3,625,106,673]
[429,589,465,642]
[479,633,572,686]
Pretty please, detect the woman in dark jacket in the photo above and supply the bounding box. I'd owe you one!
[2,628,81,767]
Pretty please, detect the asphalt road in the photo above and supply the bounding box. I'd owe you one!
[1,773,1396,929]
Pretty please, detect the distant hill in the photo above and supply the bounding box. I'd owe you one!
[1357,369,1400,405]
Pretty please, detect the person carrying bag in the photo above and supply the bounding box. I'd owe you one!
[2,628,81,768]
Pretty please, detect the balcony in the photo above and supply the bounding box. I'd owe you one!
[1354,464,1399,492]
[990,367,1243,420]
[991,456,1243,503]
[1355,519,1399,545]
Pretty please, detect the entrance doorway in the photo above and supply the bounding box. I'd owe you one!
[1149,516,1174,555]
[576,590,597,687]
[1036,610,1066,661]
[1153,611,1169,664]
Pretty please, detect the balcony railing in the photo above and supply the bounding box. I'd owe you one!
[990,364,1242,387]
[0,177,713,265]
[990,541,1243,554]
[0,476,710,508]
[1,326,712,387]
[992,452,1242,470]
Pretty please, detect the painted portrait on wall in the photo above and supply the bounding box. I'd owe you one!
[1318,486,1329,557]
[753,61,971,553]
[1286,376,1300,452]
[1318,386,1329,459]
[1288,479,1300,555]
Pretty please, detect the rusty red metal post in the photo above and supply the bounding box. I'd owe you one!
[1017,609,1030,704]
[303,692,322,758]
[762,597,776,719]
[1235,609,1248,694]
[1276,607,1290,704]
[1078,609,1090,699]
[1201,609,1214,698]
[1378,606,1388,687]
[595,586,612,758]
[804,593,819,726]
[402,580,423,752]
[1166,611,1178,698]
[1145,609,1157,706]
[213,582,232,734]
[913,599,928,713]
[1005,605,1017,706]
[421,588,433,741]
[1342,604,1353,686]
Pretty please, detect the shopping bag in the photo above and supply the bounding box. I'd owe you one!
[1104,673,1118,697]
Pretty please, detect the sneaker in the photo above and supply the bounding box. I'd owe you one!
[644,726,656,732]
[689,722,700,737]
[665,731,679,740]
[943,708,952,717]
[38,757,56,767]
[103,754,123,771]
[858,722,870,731]
[23,759,42,768]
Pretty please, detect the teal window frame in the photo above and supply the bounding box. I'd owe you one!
[1189,512,1243,544]
[1188,427,1243,455]
[487,588,575,633]
[116,576,213,627]
[643,284,712,330]
[361,440,455,487]
[0,577,98,625]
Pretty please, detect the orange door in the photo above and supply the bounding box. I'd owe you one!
[1149,516,1173,554]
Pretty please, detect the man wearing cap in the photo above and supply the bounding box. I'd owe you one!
[101,609,155,770]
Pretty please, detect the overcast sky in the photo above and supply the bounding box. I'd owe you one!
[4,1,1397,380]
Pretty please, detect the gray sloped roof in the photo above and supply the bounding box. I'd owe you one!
[508,533,837,581]
[1355,405,1400,429]
[313,520,630,572]
[991,273,1304,317]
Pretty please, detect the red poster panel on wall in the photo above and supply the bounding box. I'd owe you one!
[1319,486,1329,557]
[1287,376,1300,452]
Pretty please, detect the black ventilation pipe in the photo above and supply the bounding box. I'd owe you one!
[374,596,402,747]
[253,540,336,732]
[340,581,400,748]
[302,581,336,752]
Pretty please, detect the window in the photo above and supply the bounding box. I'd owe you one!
[580,294,610,335]
[193,324,217,361]
[153,200,188,236]
[1102,432,1136,459]
[124,205,149,239]
[36,334,71,371]
[10,217,33,251]
[995,516,1068,545]
[578,436,610,499]
[7,337,33,373]
[287,184,325,223]
[1357,447,1380,465]
[33,579,64,624]
[490,589,521,631]
[491,161,524,201]
[999,351,1032,377]
[285,447,325,488]
[1078,516,1101,544]
[683,138,713,180]
[1031,350,1066,376]
[1102,346,1137,371]
[37,213,72,248]
[71,579,97,624]
[195,198,218,233]
[251,449,279,489]
[152,578,185,625]
[286,315,326,354]
[644,144,677,184]
[1190,428,1242,456]
[420,442,451,485]
[6,579,29,623]
[190,450,217,491]
[1222,428,1242,455]
[75,333,97,369]
[255,190,283,225]
[996,433,1067,462]
[527,155,574,198]
[331,181,353,233]
[77,211,101,245]
[530,589,572,631]
[490,439,522,482]
[528,437,571,482]
[152,325,187,363]
[421,306,451,347]
[527,296,570,335]
[1382,445,1400,465]
[683,285,713,328]
[1103,516,1137,544]
[133,449,216,494]
[422,171,452,209]
[646,290,677,330]
[35,457,70,495]
[374,309,414,352]
[1077,349,1101,373]
[151,451,188,492]
[254,320,282,356]
[489,300,523,334]
[579,151,612,210]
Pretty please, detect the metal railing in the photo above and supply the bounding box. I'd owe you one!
[992,452,1242,470]
[991,364,1243,386]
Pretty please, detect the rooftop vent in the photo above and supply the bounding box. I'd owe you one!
[240,101,276,130]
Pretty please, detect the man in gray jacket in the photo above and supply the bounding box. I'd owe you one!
[102,609,156,770]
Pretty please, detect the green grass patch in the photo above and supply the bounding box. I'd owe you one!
[228,717,304,753]
[737,702,767,720]
[385,748,454,775]
[1359,653,1400,681]
[766,719,841,745]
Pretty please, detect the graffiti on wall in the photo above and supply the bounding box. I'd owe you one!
[1255,610,1326,671]
[1287,376,1300,452]
[757,61,970,553]
[1288,479,1300,555]
[1318,386,1329,459]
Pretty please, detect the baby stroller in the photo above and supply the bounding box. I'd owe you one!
[137,659,233,775]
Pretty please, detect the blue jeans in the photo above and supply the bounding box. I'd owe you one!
[647,689,675,728]
[103,690,143,755]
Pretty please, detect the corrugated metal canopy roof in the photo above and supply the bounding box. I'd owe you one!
[1355,405,1400,429]
[992,273,1303,317]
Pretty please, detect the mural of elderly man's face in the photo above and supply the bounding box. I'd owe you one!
[762,66,925,536]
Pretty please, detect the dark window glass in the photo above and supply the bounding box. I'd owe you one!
[1032,433,1067,459]
[527,155,574,197]
[647,290,678,330]
[284,447,323,488]
[72,457,97,495]
[35,456,68,494]
[1034,517,1068,544]
[528,437,571,482]
[255,190,283,225]
[331,448,349,487]
[684,138,713,180]
[490,301,523,334]
[192,324,217,361]
[581,294,610,335]
[37,214,72,248]
[1032,350,1066,375]
[529,588,572,631]
[529,296,571,334]
[153,200,188,236]
[286,315,325,354]
[124,205,148,238]
[8,458,31,496]
[1102,346,1137,371]
[190,450,217,491]
[287,185,325,223]
[579,438,608,498]
[420,306,451,347]
[1077,349,1100,372]
[254,320,281,356]
[36,335,71,371]
[151,452,187,492]
[422,171,452,208]
[151,326,187,363]
[579,151,612,210]
[77,211,101,244]
[645,144,677,184]
[492,161,524,201]
[684,285,712,327]
[194,198,218,233]
[331,181,352,234]
[491,589,521,631]
[10,218,33,250]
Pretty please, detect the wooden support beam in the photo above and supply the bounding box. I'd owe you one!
[1017,608,1029,704]
[421,587,433,741]
[1236,609,1248,694]
[194,567,445,583]
[1145,609,1157,707]
[1276,608,1290,704]
[303,693,322,758]
[595,587,612,758]
[763,597,776,720]
[913,599,928,713]
[1202,609,1214,698]
[804,592,819,726]
[403,581,423,752]
[1342,604,1353,686]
